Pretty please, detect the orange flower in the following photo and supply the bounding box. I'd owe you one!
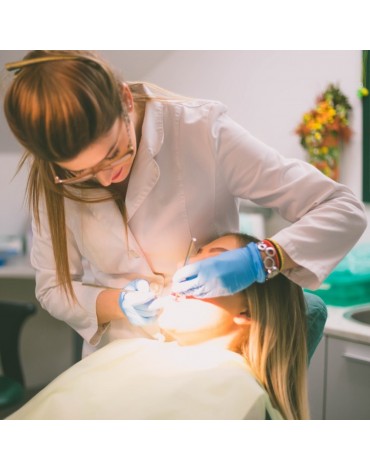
[295,84,352,175]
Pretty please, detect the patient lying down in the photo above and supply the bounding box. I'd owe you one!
[7,233,309,420]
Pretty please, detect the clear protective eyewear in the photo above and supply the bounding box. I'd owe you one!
[51,119,134,185]
[5,54,135,186]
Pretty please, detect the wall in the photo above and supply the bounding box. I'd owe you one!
[142,50,370,241]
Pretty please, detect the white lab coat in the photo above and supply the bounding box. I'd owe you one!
[6,338,283,420]
[31,88,367,354]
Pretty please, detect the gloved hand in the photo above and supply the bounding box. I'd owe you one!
[172,243,266,298]
[119,279,159,326]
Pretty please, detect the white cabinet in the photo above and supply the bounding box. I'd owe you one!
[325,336,370,419]
[308,338,325,419]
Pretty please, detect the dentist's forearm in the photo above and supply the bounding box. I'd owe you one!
[280,247,298,271]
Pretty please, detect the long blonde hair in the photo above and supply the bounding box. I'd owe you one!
[4,50,181,302]
[230,233,309,420]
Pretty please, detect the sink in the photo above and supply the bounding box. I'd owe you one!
[344,308,370,326]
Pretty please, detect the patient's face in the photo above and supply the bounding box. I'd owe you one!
[159,235,247,345]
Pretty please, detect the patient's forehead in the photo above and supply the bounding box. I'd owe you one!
[194,235,241,259]
[201,235,241,253]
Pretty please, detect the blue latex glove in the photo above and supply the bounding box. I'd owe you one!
[119,279,159,326]
[172,243,266,298]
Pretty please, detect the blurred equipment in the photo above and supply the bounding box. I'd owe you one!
[0,301,36,409]
[0,235,23,266]
[305,243,370,306]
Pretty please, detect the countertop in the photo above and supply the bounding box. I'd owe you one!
[325,304,370,345]
[0,255,35,279]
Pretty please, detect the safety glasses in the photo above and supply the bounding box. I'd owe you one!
[51,118,134,185]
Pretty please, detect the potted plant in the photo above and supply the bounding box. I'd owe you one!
[295,84,352,181]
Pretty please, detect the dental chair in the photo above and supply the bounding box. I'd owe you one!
[304,292,328,363]
[0,300,36,410]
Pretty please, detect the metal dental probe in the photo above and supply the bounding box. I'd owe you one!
[174,237,197,301]
[183,237,197,267]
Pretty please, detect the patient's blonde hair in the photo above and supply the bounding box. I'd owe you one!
[4,50,188,302]
[229,233,309,420]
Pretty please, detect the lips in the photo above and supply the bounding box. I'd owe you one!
[112,167,124,182]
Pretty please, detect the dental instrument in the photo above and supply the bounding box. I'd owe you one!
[183,237,197,267]
[174,237,197,301]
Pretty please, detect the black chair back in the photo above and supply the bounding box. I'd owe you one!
[0,301,36,385]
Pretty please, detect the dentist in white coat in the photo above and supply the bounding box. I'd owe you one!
[4,50,367,357]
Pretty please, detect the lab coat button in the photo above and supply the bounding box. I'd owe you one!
[128,250,140,259]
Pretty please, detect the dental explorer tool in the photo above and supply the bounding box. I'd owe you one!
[183,237,197,267]
[174,237,197,301]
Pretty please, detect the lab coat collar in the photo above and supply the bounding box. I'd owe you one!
[85,88,164,222]
[125,90,164,221]
[137,83,165,156]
